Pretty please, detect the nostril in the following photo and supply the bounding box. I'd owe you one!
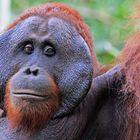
[32,69,39,76]
[24,68,31,75]
[24,68,39,76]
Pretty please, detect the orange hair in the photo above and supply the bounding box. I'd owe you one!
[7,3,102,75]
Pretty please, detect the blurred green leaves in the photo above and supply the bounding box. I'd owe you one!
[11,0,138,64]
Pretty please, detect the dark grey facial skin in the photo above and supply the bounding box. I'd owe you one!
[0,16,124,140]
[0,16,94,139]
[0,16,93,116]
[0,64,122,140]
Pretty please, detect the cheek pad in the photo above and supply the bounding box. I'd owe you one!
[0,31,15,98]
[55,59,93,117]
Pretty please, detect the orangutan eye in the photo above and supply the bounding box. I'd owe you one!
[23,44,34,54]
[44,45,56,56]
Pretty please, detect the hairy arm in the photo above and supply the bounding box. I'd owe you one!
[82,65,123,117]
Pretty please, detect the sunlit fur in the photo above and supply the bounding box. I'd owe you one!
[6,3,103,76]
[116,9,140,139]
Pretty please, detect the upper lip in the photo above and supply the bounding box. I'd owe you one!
[11,89,48,99]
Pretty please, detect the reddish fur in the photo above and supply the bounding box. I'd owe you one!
[116,32,140,140]
[6,3,102,76]
[3,3,140,139]
[5,76,60,135]
[116,10,140,138]
[3,2,107,137]
[119,32,140,96]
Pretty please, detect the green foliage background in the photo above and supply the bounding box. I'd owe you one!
[11,0,138,64]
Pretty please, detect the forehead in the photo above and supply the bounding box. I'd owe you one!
[16,16,79,37]
[9,15,91,59]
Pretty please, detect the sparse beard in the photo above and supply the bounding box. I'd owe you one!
[5,81,59,136]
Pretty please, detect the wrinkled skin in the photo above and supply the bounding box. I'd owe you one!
[0,4,132,139]
[0,65,122,140]
[0,12,126,139]
[0,16,93,116]
[0,16,94,139]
